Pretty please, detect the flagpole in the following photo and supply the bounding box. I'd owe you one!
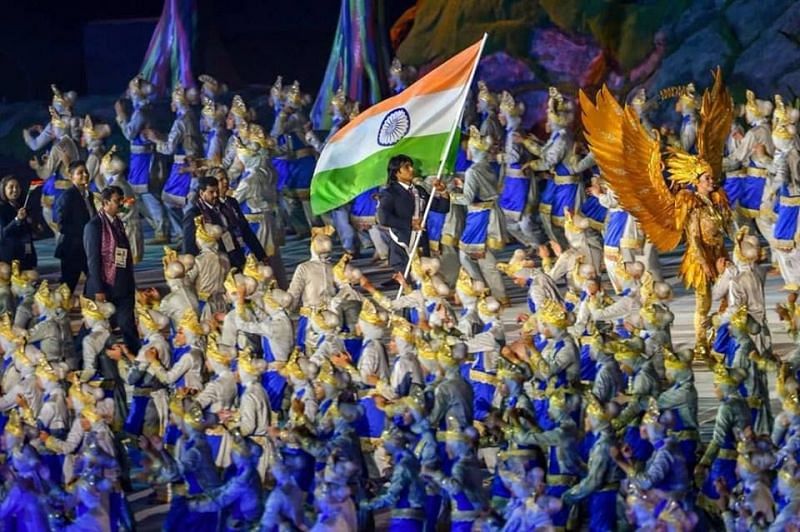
[395,33,488,300]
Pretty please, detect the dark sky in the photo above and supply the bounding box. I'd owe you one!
[0,0,414,102]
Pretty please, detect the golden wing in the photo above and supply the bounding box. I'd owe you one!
[580,86,682,252]
[697,67,734,184]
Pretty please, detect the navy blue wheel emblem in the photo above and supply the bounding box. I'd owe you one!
[377,108,411,146]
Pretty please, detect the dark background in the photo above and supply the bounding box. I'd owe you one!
[0,0,415,102]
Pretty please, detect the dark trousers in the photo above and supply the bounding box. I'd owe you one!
[388,233,431,277]
[111,294,140,353]
[60,256,87,293]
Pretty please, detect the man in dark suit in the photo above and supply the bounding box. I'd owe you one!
[54,160,96,292]
[183,174,277,276]
[84,186,139,351]
[378,154,450,276]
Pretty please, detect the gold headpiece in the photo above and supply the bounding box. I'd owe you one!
[285,80,302,108]
[246,124,274,151]
[477,295,500,317]
[238,347,265,375]
[198,74,224,97]
[477,81,496,107]
[663,349,689,373]
[223,270,238,295]
[231,95,248,118]
[585,394,609,421]
[641,397,661,425]
[537,299,569,329]
[68,381,96,408]
[201,97,216,118]
[270,76,283,103]
[359,299,387,327]
[665,149,713,186]
[51,84,69,110]
[331,87,347,112]
[172,85,188,107]
[631,88,647,107]
[100,145,118,172]
[34,280,56,310]
[279,348,307,380]
[49,106,67,130]
[242,254,263,282]
[467,125,491,152]
[137,307,159,333]
[496,260,525,278]
[773,95,798,140]
[332,253,352,284]
[162,246,179,270]
[640,303,658,326]
[745,89,763,119]
[56,284,72,311]
[730,305,749,332]
[206,334,232,366]
[317,360,339,387]
[0,313,13,339]
[547,86,573,127]
[82,114,98,140]
[612,340,640,365]
[391,316,415,344]
[499,91,522,117]
[35,357,58,382]
[713,363,739,387]
[5,410,23,438]
[178,309,205,337]
[456,269,484,298]
[194,216,218,244]
[80,296,105,322]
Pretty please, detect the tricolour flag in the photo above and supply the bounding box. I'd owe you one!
[310,36,485,215]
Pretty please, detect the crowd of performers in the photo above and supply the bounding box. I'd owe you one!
[1,62,800,531]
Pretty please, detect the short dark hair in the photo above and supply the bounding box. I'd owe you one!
[102,185,124,203]
[387,154,413,182]
[68,160,87,174]
[197,175,219,191]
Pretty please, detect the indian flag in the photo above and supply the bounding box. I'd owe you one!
[310,36,486,215]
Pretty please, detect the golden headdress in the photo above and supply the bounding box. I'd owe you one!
[773,94,798,140]
[664,348,691,372]
[172,85,188,107]
[100,145,119,173]
[0,313,13,340]
[331,87,347,112]
[51,83,72,111]
[467,125,491,152]
[585,394,609,421]
[57,283,72,311]
[745,89,763,119]
[223,270,238,296]
[641,397,662,425]
[137,307,160,333]
[537,299,569,329]
[194,216,219,244]
[284,80,303,108]
[477,81,496,107]
[34,280,56,310]
[238,347,265,375]
[332,253,352,284]
[270,76,283,103]
[178,309,205,337]
[547,86,574,127]
[198,74,225,98]
[82,114,109,140]
[456,268,485,298]
[279,348,307,380]
[246,124,274,151]
[359,299,388,327]
[231,94,249,119]
[631,88,647,108]
[35,357,58,382]
[580,67,733,261]
[49,106,67,130]
[5,410,23,438]
[206,334,232,366]
[80,296,106,322]
[477,295,501,317]
[499,90,523,118]
[317,360,339,387]
[391,316,415,344]
[242,253,263,282]
[729,305,749,332]
[162,246,179,270]
[713,363,741,387]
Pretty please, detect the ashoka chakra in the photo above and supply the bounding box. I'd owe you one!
[377,108,411,146]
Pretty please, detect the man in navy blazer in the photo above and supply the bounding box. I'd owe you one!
[84,186,139,351]
[54,161,95,292]
[377,154,450,276]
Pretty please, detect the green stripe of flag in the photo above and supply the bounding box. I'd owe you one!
[310,131,461,215]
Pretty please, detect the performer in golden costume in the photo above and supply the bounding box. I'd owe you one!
[580,68,734,350]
